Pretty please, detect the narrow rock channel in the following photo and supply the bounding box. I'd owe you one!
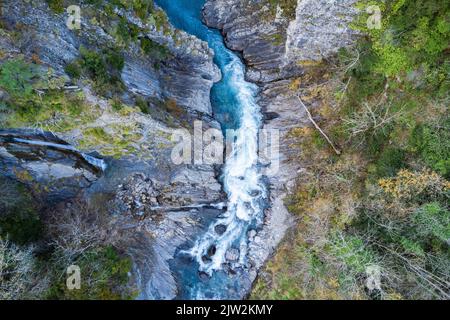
[155,0,268,299]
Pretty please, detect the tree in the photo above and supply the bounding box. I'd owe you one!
[0,239,47,300]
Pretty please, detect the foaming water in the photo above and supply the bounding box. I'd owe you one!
[155,0,267,299]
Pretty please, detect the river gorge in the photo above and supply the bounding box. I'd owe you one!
[156,0,268,299]
[0,0,365,300]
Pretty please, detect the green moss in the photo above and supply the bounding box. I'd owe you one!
[79,124,142,158]
[267,0,298,20]
[83,127,110,142]
[3,87,91,132]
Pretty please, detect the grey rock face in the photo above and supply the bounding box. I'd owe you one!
[203,0,299,83]
[0,129,103,202]
[203,0,358,83]
[0,0,220,116]
[115,173,160,218]
[285,0,359,62]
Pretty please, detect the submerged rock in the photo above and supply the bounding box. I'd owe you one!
[198,271,211,281]
[214,224,227,235]
[225,248,240,262]
[207,245,217,257]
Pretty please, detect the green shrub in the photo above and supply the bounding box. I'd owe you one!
[373,147,407,178]
[46,0,65,13]
[0,177,42,245]
[413,202,450,244]
[140,37,170,60]
[132,0,154,19]
[329,233,377,274]
[79,47,109,82]
[46,246,134,300]
[64,61,82,79]
[105,49,125,71]
[0,58,37,99]
[111,98,124,112]
[354,0,450,76]
[76,46,125,95]
[411,118,450,177]
[268,0,297,19]
[135,96,149,114]
[116,17,140,44]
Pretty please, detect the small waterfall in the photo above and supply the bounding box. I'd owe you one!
[11,137,107,171]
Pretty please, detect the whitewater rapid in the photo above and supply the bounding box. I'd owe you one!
[187,52,267,276]
[155,0,268,299]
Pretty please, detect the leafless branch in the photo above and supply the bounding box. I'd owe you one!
[297,95,341,155]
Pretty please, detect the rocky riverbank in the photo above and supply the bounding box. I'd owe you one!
[202,0,359,296]
[0,0,225,299]
[0,0,360,300]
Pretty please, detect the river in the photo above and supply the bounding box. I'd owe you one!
[155,0,267,299]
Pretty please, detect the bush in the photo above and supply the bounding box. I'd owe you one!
[105,49,125,71]
[44,199,135,300]
[46,0,65,13]
[0,239,47,300]
[355,0,450,78]
[140,37,170,60]
[378,169,449,203]
[373,147,407,178]
[413,202,450,244]
[268,0,297,19]
[0,58,37,99]
[46,246,133,300]
[411,118,450,177]
[0,177,42,245]
[132,0,154,20]
[116,17,140,44]
[77,46,125,95]
[135,96,149,114]
[64,61,82,79]
[79,47,108,82]
[329,233,377,275]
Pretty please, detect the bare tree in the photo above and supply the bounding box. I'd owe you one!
[297,95,341,155]
[0,239,48,300]
[46,199,114,265]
